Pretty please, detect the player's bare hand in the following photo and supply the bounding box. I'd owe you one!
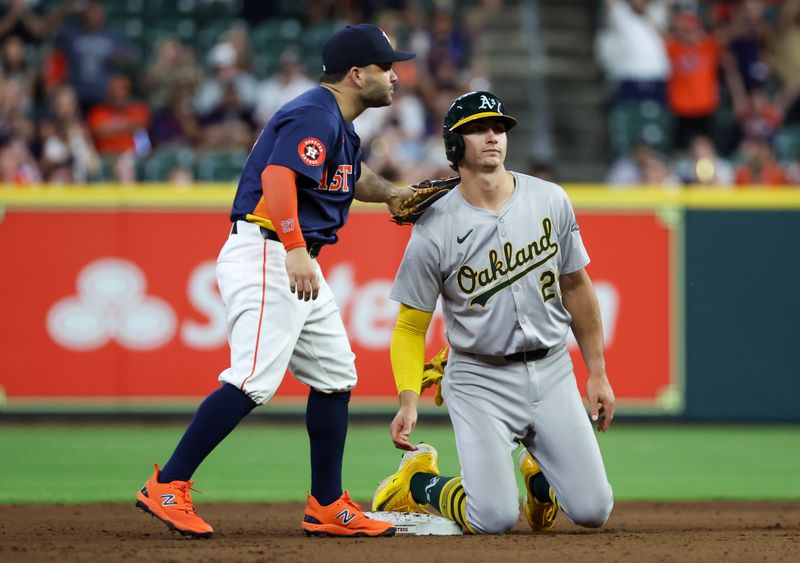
[387,185,415,216]
[391,391,420,451]
[285,247,319,301]
[586,373,615,432]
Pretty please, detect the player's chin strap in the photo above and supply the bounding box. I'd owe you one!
[421,346,448,406]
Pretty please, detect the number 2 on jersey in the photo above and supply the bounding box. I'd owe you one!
[539,270,557,303]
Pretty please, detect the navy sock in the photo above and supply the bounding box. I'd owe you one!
[306,389,350,505]
[159,383,257,483]
[530,472,552,503]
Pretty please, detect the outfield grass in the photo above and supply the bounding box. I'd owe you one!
[1,423,798,503]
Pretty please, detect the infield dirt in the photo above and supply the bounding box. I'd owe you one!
[1,501,798,562]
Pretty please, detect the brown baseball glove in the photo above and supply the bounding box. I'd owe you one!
[392,176,461,225]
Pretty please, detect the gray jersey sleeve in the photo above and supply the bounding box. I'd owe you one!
[389,223,443,312]
[556,190,590,274]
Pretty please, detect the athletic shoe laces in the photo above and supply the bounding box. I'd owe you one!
[340,491,363,513]
[172,481,202,515]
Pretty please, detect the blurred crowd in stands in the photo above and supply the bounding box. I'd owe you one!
[597,0,800,187]
[0,0,798,187]
[0,0,494,186]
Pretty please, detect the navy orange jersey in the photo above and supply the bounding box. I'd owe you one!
[230,86,361,245]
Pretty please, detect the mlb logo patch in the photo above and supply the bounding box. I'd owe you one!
[298,137,326,166]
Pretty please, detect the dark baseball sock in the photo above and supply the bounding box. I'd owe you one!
[306,388,350,506]
[530,472,553,503]
[410,472,449,510]
[159,383,257,483]
[412,474,471,531]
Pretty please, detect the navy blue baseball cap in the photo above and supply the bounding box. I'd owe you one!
[322,24,415,73]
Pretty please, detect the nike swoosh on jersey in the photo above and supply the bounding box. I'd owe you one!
[457,229,474,244]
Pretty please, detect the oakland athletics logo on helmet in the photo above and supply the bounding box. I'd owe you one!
[443,91,517,134]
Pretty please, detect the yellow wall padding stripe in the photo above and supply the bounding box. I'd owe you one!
[560,186,800,209]
[1,185,800,210]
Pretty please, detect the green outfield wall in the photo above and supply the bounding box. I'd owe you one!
[684,210,800,420]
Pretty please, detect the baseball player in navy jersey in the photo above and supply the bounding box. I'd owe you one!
[136,24,415,539]
[373,91,615,534]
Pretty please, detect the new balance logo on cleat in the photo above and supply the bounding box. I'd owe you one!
[336,509,356,525]
[160,493,178,506]
[139,486,149,497]
[302,492,395,537]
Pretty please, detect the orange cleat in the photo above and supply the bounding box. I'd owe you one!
[135,464,214,539]
[302,491,396,537]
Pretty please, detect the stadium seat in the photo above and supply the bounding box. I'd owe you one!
[774,126,800,163]
[143,17,197,59]
[195,21,236,62]
[250,19,302,77]
[299,22,341,78]
[608,101,673,155]
[254,18,302,44]
[301,21,343,56]
[251,52,282,79]
[90,155,121,183]
[105,0,145,20]
[195,0,239,25]
[141,148,196,182]
[304,54,323,77]
[194,150,247,182]
[277,0,308,19]
[250,19,301,53]
[116,16,146,62]
[147,0,197,18]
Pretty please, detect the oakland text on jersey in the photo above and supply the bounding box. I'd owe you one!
[457,217,559,307]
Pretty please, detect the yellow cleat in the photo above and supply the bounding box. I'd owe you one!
[518,449,559,532]
[372,443,439,513]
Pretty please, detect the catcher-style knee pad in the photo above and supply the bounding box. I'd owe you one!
[443,130,464,164]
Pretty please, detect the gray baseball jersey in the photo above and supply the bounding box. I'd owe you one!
[390,172,590,356]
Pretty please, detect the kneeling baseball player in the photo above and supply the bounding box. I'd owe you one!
[373,91,616,534]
